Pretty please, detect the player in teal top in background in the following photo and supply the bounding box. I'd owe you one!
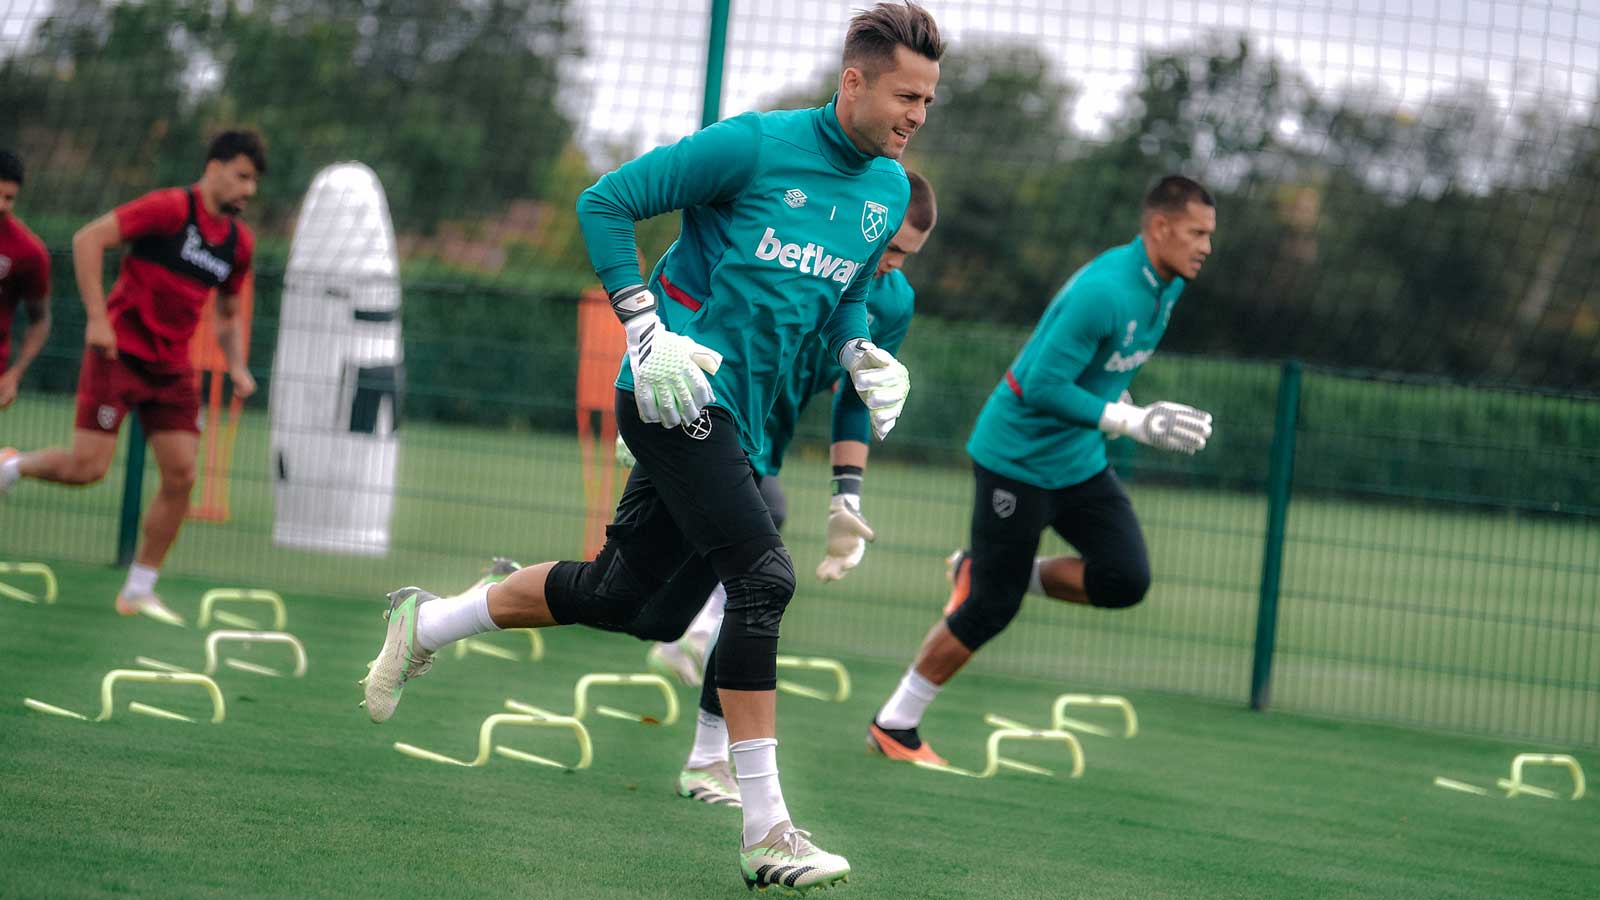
[361,4,943,891]
[621,173,934,812]
[867,176,1217,765]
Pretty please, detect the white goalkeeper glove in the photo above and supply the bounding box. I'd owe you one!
[839,339,910,440]
[615,435,636,468]
[1099,400,1213,454]
[816,493,875,582]
[614,285,722,429]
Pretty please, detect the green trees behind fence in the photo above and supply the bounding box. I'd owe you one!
[4,2,1598,394]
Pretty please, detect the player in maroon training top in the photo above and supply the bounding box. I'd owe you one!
[1,131,265,624]
[0,150,52,409]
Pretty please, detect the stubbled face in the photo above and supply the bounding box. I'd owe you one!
[876,220,931,275]
[1150,202,1216,280]
[841,46,940,160]
[0,180,16,219]
[205,155,259,216]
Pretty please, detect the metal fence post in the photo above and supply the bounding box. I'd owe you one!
[702,0,730,127]
[115,418,147,566]
[1250,360,1301,711]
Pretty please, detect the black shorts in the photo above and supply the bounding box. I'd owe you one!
[611,474,788,643]
[944,462,1150,651]
[544,393,781,628]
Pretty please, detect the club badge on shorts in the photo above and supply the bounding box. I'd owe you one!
[682,410,712,440]
[992,488,1016,519]
[96,404,118,431]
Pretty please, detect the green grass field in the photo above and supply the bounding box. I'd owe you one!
[5,396,1596,746]
[0,561,1595,899]
[3,395,1598,897]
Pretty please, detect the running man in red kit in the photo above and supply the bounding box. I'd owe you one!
[0,150,52,410]
[0,131,265,624]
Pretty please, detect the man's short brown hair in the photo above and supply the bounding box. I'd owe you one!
[843,2,945,79]
[905,171,936,231]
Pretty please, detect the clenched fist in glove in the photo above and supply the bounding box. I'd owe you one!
[839,338,910,440]
[1099,400,1214,455]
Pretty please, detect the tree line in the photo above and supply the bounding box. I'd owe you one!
[3,3,1597,392]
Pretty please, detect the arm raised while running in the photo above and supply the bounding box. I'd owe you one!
[576,114,762,294]
[575,116,762,428]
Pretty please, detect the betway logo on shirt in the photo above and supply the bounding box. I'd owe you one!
[754,228,864,285]
[1104,348,1155,373]
[181,226,232,281]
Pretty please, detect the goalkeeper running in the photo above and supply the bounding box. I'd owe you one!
[360,3,943,891]
[868,176,1217,764]
[612,173,934,810]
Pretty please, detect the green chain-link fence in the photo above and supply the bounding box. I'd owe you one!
[2,0,1597,748]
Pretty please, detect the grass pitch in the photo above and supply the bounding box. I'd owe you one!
[0,560,1595,899]
[3,392,1597,897]
[6,395,1596,747]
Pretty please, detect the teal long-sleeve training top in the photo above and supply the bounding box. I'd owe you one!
[967,235,1187,490]
[576,98,909,458]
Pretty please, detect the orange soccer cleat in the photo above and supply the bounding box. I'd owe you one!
[866,720,947,766]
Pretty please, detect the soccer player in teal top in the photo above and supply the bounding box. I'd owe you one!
[639,172,932,681]
[361,3,942,890]
[615,173,934,811]
[867,176,1217,765]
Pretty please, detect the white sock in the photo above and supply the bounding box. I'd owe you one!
[1027,557,1046,596]
[876,665,942,730]
[0,455,20,489]
[684,710,730,769]
[121,563,158,598]
[685,584,727,646]
[414,585,500,653]
[731,738,790,848]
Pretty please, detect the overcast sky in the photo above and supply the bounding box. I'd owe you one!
[4,0,1596,157]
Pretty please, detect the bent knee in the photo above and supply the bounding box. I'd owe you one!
[945,592,1024,651]
[721,547,795,636]
[1087,565,1151,609]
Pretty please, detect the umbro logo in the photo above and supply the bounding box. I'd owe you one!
[783,189,807,209]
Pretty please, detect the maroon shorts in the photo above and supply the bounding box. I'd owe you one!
[74,350,201,435]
